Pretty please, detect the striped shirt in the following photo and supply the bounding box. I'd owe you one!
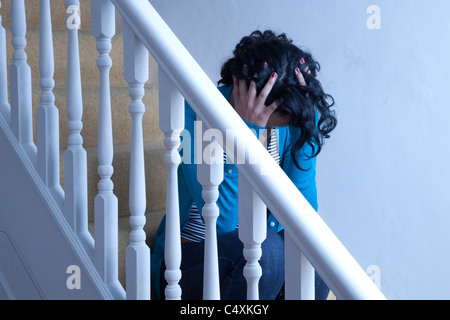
[180,129,280,243]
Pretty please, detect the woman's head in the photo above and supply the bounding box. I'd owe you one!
[218,30,337,169]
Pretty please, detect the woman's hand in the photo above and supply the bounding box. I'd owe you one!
[295,59,310,96]
[295,67,307,86]
[232,72,280,127]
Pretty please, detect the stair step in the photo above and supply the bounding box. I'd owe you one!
[3,1,168,293]
[31,85,162,149]
[60,141,168,221]
[88,209,166,289]
[4,28,153,88]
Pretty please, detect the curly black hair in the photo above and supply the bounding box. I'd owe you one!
[218,30,337,170]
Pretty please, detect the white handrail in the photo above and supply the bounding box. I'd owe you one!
[111,0,385,300]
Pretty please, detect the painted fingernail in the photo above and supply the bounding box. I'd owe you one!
[295,67,300,74]
[271,72,277,78]
[262,61,268,68]
[300,58,306,64]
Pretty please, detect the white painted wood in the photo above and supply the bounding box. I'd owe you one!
[111,0,386,299]
[197,119,223,300]
[64,0,89,238]
[36,0,59,189]
[0,0,388,300]
[285,229,315,300]
[159,68,183,300]
[238,171,267,300]
[0,0,10,124]
[9,0,35,156]
[123,20,150,300]
[0,232,41,299]
[91,0,119,287]
[0,114,122,300]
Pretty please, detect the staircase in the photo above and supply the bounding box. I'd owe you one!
[0,0,385,300]
[1,0,165,288]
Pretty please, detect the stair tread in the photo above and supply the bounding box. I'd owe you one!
[3,27,152,88]
[59,141,167,221]
[31,85,161,148]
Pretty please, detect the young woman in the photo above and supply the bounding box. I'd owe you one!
[151,30,337,300]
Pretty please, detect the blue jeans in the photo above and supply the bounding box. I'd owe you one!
[160,229,330,300]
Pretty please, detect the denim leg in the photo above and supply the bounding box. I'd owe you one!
[160,229,285,300]
[159,229,328,300]
[218,229,284,300]
[315,272,330,300]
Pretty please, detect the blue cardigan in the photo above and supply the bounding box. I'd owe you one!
[150,84,318,299]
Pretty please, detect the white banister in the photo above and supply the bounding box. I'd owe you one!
[198,119,223,300]
[123,20,150,300]
[110,0,385,299]
[0,0,388,301]
[238,171,267,300]
[36,0,60,189]
[159,68,183,300]
[91,0,119,287]
[64,0,90,240]
[9,0,35,156]
[285,229,315,300]
[0,0,10,123]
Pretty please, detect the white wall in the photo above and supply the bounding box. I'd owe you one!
[148,0,450,299]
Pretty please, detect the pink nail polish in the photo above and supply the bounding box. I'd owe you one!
[295,67,300,74]
[262,61,268,68]
[271,72,277,78]
[300,58,306,64]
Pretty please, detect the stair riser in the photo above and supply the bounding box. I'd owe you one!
[4,28,149,87]
[61,143,168,220]
[1,0,93,32]
[30,85,162,148]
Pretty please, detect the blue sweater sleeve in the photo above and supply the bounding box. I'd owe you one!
[280,126,318,211]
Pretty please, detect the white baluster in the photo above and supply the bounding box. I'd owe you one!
[10,0,34,155]
[0,0,10,123]
[36,0,59,188]
[64,1,88,237]
[123,20,150,300]
[159,68,183,300]
[198,120,223,300]
[238,171,267,300]
[285,229,315,300]
[91,0,119,286]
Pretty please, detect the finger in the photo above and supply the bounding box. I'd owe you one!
[248,73,258,98]
[257,72,278,104]
[265,100,280,116]
[295,67,307,86]
[238,77,247,99]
